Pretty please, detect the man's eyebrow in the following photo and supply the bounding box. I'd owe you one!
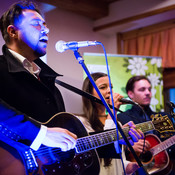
[31,18,46,24]
[32,18,41,20]
[32,17,45,22]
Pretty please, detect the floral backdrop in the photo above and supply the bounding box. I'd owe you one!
[83,53,163,112]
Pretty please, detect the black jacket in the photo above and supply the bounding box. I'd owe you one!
[0,45,65,123]
[0,98,40,146]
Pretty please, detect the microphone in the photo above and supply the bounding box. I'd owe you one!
[170,102,175,108]
[119,98,139,106]
[166,101,175,109]
[55,40,101,52]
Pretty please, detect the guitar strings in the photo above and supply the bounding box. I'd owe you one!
[32,122,152,159]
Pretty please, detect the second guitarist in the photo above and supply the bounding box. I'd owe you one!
[118,75,175,175]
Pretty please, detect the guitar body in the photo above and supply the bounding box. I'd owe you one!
[129,134,172,175]
[144,134,172,175]
[0,112,100,175]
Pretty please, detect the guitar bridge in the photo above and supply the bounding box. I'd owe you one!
[24,149,38,173]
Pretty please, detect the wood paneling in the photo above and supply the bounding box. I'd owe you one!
[119,19,175,41]
[163,68,175,89]
[93,5,175,31]
[37,0,118,20]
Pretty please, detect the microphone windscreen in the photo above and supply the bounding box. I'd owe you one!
[166,101,175,108]
[55,40,65,53]
[119,98,138,105]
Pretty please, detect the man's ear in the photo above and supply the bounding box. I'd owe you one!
[7,25,18,38]
[128,90,134,99]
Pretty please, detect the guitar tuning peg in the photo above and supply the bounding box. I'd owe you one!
[155,114,159,118]
[150,114,154,119]
[161,134,165,138]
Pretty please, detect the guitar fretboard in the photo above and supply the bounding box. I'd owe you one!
[151,135,175,156]
[76,121,154,153]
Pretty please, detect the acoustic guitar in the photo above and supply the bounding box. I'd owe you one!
[128,114,175,175]
[0,112,173,175]
[128,133,175,175]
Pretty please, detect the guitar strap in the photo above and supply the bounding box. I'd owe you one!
[55,79,123,113]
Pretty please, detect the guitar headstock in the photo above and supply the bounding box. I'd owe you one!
[151,114,175,139]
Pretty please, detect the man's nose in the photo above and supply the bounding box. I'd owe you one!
[145,89,151,94]
[41,25,49,34]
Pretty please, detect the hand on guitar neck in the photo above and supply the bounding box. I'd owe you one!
[120,121,144,146]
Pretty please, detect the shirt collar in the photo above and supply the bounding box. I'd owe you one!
[8,49,41,76]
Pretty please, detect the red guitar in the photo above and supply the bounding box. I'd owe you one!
[129,133,175,175]
[0,112,173,175]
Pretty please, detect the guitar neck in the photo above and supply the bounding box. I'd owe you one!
[76,121,155,153]
[151,134,175,156]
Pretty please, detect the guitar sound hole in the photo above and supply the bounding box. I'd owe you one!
[139,151,152,163]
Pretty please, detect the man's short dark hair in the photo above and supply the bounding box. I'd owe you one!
[126,75,151,93]
[0,1,40,43]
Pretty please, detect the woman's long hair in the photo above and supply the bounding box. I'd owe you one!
[82,72,112,167]
[82,72,107,131]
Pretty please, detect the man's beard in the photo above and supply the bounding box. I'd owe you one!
[34,49,46,58]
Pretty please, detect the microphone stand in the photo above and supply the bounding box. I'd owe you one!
[169,102,175,125]
[166,102,175,126]
[73,50,149,175]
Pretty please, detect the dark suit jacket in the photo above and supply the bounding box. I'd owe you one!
[117,105,172,128]
[0,98,40,146]
[118,105,156,125]
[0,45,65,123]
